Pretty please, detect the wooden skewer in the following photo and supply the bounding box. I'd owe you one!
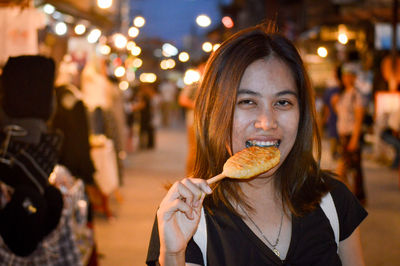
[206,173,226,185]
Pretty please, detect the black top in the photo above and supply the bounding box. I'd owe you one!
[51,85,95,185]
[146,178,367,266]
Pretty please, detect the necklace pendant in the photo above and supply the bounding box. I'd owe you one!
[273,248,280,258]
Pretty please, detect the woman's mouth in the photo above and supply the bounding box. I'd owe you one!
[245,140,280,148]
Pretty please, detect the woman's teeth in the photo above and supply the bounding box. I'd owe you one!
[245,140,280,148]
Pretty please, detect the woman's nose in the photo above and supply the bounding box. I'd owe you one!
[254,111,277,131]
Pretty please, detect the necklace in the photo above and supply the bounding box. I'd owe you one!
[239,205,284,258]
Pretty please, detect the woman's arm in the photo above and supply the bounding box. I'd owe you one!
[348,104,364,151]
[338,227,365,266]
[330,94,339,114]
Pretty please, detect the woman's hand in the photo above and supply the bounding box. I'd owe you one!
[157,178,212,265]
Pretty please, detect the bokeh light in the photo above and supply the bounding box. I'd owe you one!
[222,16,234,28]
[119,81,129,91]
[55,22,67,36]
[140,73,157,83]
[202,42,213,53]
[87,29,101,43]
[97,0,112,9]
[317,46,328,58]
[113,33,128,49]
[183,69,200,85]
[74,24,86,35]
[196,14,211,27]
[131,46,142,56]
[114,66,126,77]
[338,33,348,45]
[128,27,139,38]
[133,16,146,28]
[178,52,190,62]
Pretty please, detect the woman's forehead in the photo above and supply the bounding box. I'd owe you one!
[238,57,297,94]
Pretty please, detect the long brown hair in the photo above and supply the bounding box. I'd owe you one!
[193,23,330,217]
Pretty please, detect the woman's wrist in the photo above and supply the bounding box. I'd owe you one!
[159,249,186,266]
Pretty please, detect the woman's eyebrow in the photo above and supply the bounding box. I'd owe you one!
[237,89,298,97]
[277,90,298,97]
[237,89,260,96]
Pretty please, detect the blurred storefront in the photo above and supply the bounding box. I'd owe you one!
[0,0,126,67]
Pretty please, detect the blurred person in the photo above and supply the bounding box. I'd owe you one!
[124,86,142,152]
[322,65,342,160]
[380,110,400,170]
[355,53,374,108]
[332,62,366,205]
[179,61,206,176]
[159,78,178,127]
[139,83,160,149]
[104,76,128,185]
[147,23,367,266]
[52,55,96,187]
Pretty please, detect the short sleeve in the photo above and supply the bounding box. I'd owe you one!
[146,216,160,266]
[146,215,204,265]
[329,178,368,241]
[186,238,204,265]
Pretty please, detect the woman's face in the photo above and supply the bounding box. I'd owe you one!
[231,57,300,178]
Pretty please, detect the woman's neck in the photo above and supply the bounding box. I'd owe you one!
[238,176,280,206]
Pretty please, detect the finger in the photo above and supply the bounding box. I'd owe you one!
[158,198,194,221]
[188,178,212,195]
[181,178,204,202]
[185,179,211,209]
[175,181,196,206]
[172,198,195,220]
[165,181,193,202]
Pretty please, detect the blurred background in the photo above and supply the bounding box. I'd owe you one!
[0,0,399,265]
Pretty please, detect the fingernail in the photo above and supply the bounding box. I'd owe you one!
[206,186,212,194]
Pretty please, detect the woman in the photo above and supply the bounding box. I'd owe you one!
[331,62,366,205]
[147,23,367,266]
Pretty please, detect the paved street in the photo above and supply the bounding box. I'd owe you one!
[94,126,400,266]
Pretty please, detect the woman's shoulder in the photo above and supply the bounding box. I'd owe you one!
[324,176,368,240]
[325,176,357,204]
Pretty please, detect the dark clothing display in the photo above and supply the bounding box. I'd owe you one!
[0,55,93,263]
[51,85,96,185]
[1,55,55,121]
[0,121,64,257]
[146,177,367,266]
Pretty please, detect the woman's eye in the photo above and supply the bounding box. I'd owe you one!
[237,99,255,105]
[275,100,293,107]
